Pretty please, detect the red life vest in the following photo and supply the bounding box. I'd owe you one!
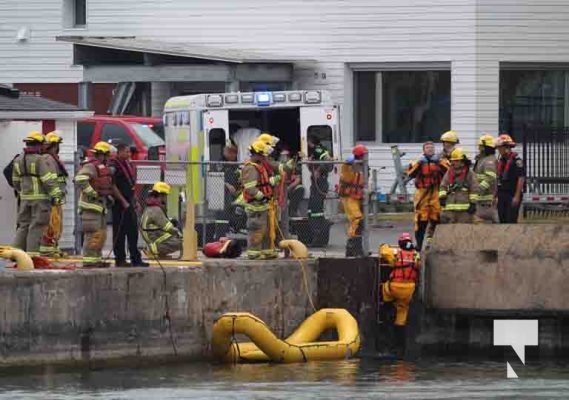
[390,249,419,282]
[415,162,443,188]
[497,151,517,179]
[87,159,113,196]
[339,167,364,199]
[447,165,469,188]
[243,160,273,202]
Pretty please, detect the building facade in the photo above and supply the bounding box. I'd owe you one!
[2,0,569,190]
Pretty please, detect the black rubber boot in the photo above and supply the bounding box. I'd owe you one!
[345,238,355,257]
[352,236,365,257]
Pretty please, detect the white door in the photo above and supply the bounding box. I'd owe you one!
[202,110,229,162]
[299,106,340,197]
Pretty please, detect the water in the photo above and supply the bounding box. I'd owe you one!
[0,359,567,399]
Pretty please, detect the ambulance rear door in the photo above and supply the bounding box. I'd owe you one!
[202,109,229,211]
[299,106,340,199]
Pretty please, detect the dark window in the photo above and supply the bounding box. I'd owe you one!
[77,121,95,148]
[101,123,133,147]
[307,125,333,157]
[500,69,568,136]
[74,0,86,26]
[209,128,226,161]
[354,70,451,143]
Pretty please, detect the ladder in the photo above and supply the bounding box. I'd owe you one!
[389,145,408,200]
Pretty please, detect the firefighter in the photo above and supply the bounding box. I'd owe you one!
[241,140,295,259]
[379,232,421,327]
[473,134,498,223]
[75,141,128,268]
[202,237,242,258]
[12,132,63,256]
[438,148,479,224]
[495,134,525,223]
[307,136,333,241]
[339,144,367,257]
[405,141,447,250]
[280,147,304,217]
[39,131,69,256]
[141,182,182,257]
[439,130,459,168]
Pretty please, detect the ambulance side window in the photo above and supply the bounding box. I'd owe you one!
[307,125,333,157]
[209,128,226,161]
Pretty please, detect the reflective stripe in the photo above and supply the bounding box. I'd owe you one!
[254,191,264,200]
[79,200,105,213]
[486,171,497,178]
[164,221,174,231]
[309,212,324,217]
[244,181,257,189]
[444,203,470,211]
[148,231,173,254]
[244,203,269,212]
[20,194,49,200]
[439,190,447,197]
[75,175,90,182]
[83,256,101,263]
[478,194,494,202]
[479,181,490,190]
[469,194,478,202]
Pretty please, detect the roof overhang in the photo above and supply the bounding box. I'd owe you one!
[0,111,94,120]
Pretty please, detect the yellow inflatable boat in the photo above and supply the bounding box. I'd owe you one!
[211,308,360,363]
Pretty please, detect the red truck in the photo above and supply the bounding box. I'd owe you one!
[77,115,165,160]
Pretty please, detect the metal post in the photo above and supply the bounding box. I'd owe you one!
[73,151,82,255]
[202,162,208,248]
[372,169,378,224]
[78,81,92,110]
[362,154,370,256]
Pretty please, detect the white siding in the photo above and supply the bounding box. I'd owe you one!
[2,1,569,190]
[55,120,77,250]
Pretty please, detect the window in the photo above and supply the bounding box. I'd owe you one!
[77,121,95,148]
[500,69,569,136]
[307,125,333,157]
[101,123,132,146]
[354,70,451,143]
[209,129,226,161]
[63,0,87,28]
[128,123,165,147]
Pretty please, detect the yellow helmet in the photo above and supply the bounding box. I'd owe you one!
[92,141,112,154]
[45,131,63,144]
[478,133,495,148]
[257,133,279,147]
[151,181,171,195]
[23,131,45,143]
[249,140,267,155]
[449,147,468,161]
[440,130,459,143]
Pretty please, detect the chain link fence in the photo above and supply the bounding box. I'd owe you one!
[131,158,371,257]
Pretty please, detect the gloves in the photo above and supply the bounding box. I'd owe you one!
[439,197,447,207]
[345,155,355,165]
[51,197,63,206]
[170,218,181,229]
[467,203,476,215]
[269,175,281,186]
[418,155,429,164]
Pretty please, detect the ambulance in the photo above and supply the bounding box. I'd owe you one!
[162,90,341,206]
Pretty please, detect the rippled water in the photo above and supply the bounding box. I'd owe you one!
[0,359,568,399]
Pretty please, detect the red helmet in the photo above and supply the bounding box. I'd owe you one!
[352,144,368,158]
[398,232,412,242]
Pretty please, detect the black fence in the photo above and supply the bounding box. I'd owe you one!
[522,127,569,194]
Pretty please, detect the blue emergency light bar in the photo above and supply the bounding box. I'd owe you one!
[255,92,273,106]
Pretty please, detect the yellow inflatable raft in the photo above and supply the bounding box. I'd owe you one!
[211,308,360,363]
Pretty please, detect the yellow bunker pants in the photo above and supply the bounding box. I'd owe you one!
[341,197,363,238]
[381,281,416,326]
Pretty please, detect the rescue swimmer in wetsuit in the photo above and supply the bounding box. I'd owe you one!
[74,141,128,268]
[141,181,183,258]
[405,141,447,250]
[379,232,421,351]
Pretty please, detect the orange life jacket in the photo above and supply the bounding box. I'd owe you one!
[415,162,443,188]
[243,160,273,202]
[390,249,419,282]
[87,159,113,196]
[339,166,364,199]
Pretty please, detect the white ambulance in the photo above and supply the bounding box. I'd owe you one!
[162,90,341,207]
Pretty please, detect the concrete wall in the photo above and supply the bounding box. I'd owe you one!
[0,260,317,368]
[424,224,569,311]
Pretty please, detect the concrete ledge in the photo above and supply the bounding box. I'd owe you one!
[425,224,569,311]
[0,260,317,368]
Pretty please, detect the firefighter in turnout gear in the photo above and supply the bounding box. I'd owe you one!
[339,144,367,257]
[39,131,68,256]
[12,132,63,256]
[75,141,128,268]
[438,148,479,224]
[307,136,333,244]
[473,134,498,223]
[141,182,182,257]
[241,140,295,259]
[439,130,459,169]
[405,141,447,250]
[495,134,525,223]
[380,232,421,327]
